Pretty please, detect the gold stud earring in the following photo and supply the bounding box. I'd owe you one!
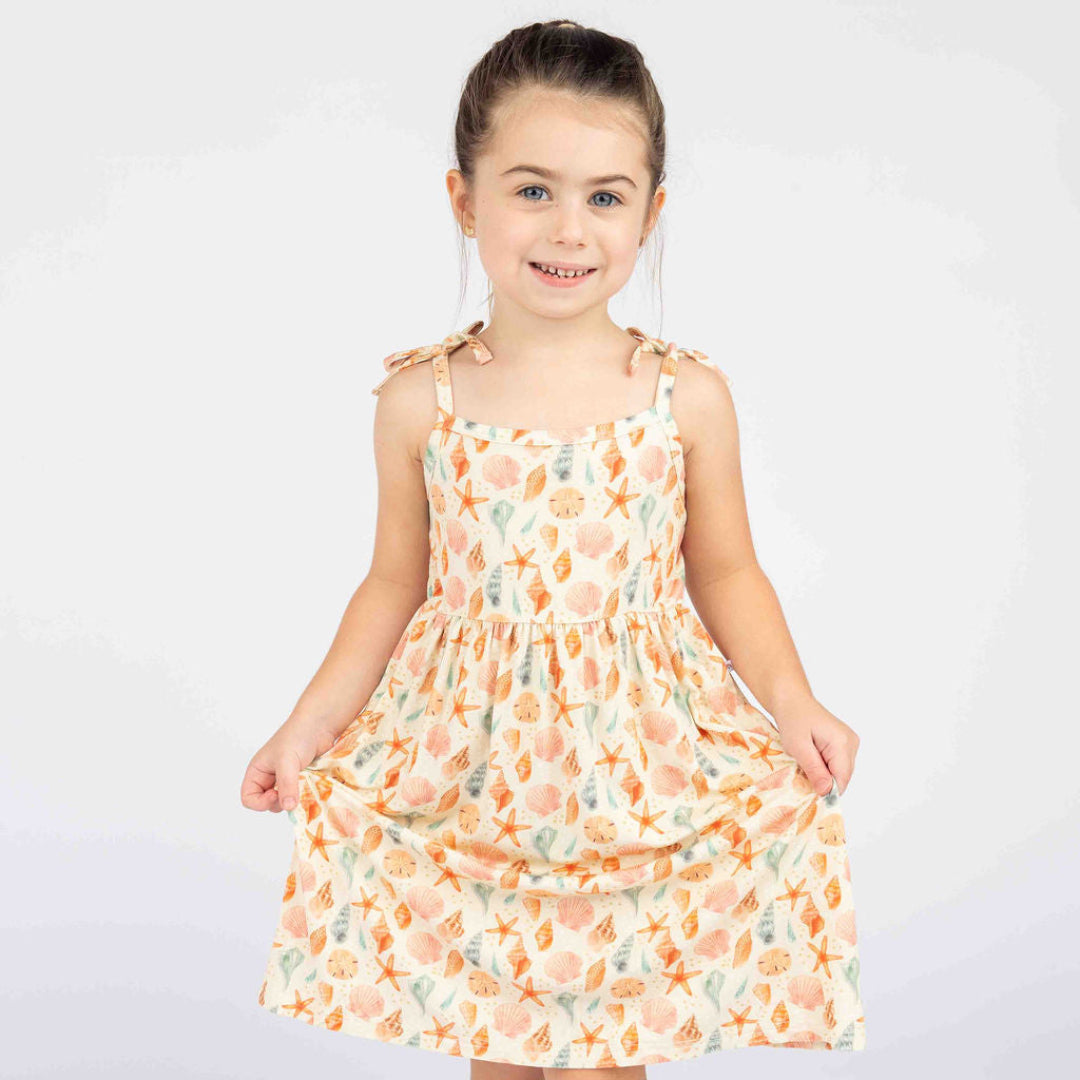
[463,224,475,237]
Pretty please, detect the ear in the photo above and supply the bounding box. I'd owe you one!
[641,187,666,244]
[446,169,472,229]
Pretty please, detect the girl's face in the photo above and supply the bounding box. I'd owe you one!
[449,88,663,316]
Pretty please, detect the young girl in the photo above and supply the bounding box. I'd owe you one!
[245,18,867,1073]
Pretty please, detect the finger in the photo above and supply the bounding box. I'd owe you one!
[275,755,301,812]
[793,741,834,796]
[241,764,278,810]
[834,762,854,795]
[818,742,855,796]
[247,787,280,811]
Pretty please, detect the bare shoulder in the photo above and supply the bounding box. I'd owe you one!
[371,358,439,464]
[669,353,737,463]
[672,352,755,586]
[365,358,436,594]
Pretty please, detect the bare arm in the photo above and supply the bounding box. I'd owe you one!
[677,362,812,716]
[281,372,433,739]
[675,361,860,793]
[241,365,434,812]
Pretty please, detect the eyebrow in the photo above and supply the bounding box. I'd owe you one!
[500,164,638,189]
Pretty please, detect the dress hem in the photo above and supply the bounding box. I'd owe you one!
[257,992,867,1062]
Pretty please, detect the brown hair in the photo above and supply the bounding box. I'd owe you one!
[451,19,668,329]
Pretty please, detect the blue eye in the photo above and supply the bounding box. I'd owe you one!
[517,185,623,209]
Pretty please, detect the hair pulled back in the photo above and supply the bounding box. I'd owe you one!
[451,19,668,325]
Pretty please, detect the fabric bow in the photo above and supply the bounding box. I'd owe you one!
[371,320,494,395]
[624,327,732,387]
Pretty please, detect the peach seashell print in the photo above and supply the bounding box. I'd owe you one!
[640,711,678,745]
[422,723,451,759]
[492,1001,531,1037]
[348,985,385,1020]
[543,950,583,984]
[574,521,615,559]
[257,323,867,1066]
[555,895,596,931]
[524,783,562,817]
[532,726,565,762]
[651,763,689,796]
[641,996,679,1034]
[404,886,444,920]
[406,931,445,965]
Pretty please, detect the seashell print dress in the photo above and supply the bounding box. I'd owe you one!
[257,321,868,1063]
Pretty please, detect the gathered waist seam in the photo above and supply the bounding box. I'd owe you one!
[419,600,687,626]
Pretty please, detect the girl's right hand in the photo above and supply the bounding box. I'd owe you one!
[240,719,343,813]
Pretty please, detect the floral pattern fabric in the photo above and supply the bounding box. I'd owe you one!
[257,322,868,1063]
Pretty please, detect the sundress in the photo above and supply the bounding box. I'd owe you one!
[256,320,868,1063]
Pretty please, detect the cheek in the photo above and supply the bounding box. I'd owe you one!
[481,215,536,261]
[607,236,643,273]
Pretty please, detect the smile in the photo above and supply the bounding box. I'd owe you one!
[529,262,597,287]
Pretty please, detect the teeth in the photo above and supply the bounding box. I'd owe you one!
[533,263,593,278]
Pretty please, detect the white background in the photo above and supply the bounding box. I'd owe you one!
[2,1,1077,1077]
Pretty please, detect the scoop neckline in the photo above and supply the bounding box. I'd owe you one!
[429,403,667,446]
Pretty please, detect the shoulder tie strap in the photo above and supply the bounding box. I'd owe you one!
[625,326,733,386]
[370,319,493,396]
[625,327,732,413]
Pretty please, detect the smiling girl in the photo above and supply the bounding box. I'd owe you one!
[247,18,868,1075]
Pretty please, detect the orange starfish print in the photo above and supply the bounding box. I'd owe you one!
[386,726,413,758]
[775,877,811,911]
[553,860,585,878]
[637,911,669,942]
[671,601,693,628]
[434,863,463,891]
[748,733,785,770]
[727,838,766,875]
[448,687,482,728]
[304,821,339,862]
[642,538,664,572]
[374,952,410,992]
[700,812,736,839]
[721,1004,754,1035]
[423,1016,456,1048]
[603,475,642,519]
[350,887,382,920]
[629,799,664,837]
[624,612,649,642]
[486,914,522,945]
[572,1022,605,1055]
[492,807,531,847]
[453,477,489,520]
[549,687,584,728]
[513,976,551,1005]
[503,544,539,579]
[661,959,702,996]
[651,676,674,705]
[574,867,597,888]
[281,990,315,1019]
[365,791,394,816]
[809,934,843,978]
[596,741,629,775]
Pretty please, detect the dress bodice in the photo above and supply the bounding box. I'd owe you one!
[374,321,731,626]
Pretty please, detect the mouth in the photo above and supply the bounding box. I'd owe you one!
[529,261,597,286]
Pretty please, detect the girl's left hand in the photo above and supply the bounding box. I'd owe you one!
[771,697,860,796]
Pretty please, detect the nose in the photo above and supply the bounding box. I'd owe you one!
[548,208,588,246]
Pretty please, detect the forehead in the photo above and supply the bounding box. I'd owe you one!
[480,89,649,183]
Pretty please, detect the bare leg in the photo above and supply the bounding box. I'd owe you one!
[470,1061,545,1080]
[543,1070,646,1080]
